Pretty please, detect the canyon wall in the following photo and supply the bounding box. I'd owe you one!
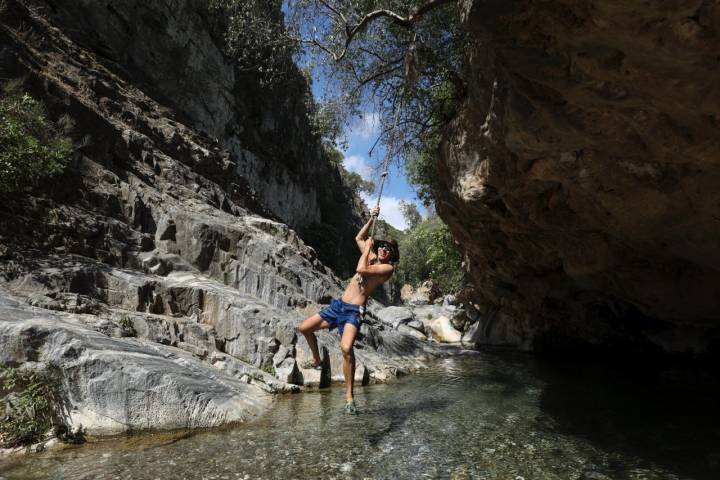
[437,0,720,354]
[23,0,363,276]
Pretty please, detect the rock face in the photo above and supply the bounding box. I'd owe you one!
[436,0,720,354]
[3,0,363,277]
[0,1,449,437]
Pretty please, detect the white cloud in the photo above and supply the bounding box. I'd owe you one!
[343,154,373,180]
[348,112,380,140]
[361,193,407,231]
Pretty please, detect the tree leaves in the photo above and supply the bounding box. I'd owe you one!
[287,0,468,174]
[396,214,465,293]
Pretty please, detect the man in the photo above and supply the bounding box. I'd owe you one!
[298,206,399,414]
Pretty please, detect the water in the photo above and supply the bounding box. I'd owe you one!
[1,352,718,479]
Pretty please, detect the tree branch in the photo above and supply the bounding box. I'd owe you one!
[410,0,457,22]
[326,0,458,62]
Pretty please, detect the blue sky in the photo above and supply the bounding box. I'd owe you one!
[342,112,426,231]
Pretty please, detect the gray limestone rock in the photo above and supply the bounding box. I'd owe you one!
[406,320,426,334]
[398,324,428,342]
[462,321,480,345]
[275,358,301,385]
[0,298,271,435]
[375,306,414,329]
[442,295,457,307]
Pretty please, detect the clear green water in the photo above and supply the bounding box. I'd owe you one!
[1,352,718,479]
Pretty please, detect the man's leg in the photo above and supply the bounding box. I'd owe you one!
[298,314,329,366]
[340,323,359,401]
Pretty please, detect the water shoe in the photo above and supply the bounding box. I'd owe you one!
[344,400,358,415]
[301,359,322,370]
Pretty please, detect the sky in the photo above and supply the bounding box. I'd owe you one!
[342,112,427,231]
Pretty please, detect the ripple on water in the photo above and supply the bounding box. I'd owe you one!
[1,353,718,479]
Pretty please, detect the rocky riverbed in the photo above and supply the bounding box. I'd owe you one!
[2,353,718,480]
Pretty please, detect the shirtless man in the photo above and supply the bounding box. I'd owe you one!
[298,206,399,414]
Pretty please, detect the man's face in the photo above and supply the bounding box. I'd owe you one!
[377,244,392,263]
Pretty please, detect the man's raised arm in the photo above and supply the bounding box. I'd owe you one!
[355,206,380,252]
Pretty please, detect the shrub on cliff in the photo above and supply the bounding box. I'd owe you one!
[209,0,298,86]
[0,81,73,194]
[324,144,375,196]
[0,365,80,448]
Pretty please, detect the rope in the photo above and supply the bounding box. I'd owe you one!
[369,92,405,238]
[356,37,416,286]
[353,90,405,287]
[369,33,416,236]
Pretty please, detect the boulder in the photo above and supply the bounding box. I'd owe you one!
[0,302,272,435]
[461,308,528,349]
[275,358,302,385]
[406,292,429,306]
[273,345,290,367]
[426,316,463,343]
[448,307,469,332]
[442,294,457,307]
[406,320,425,334]
[398,324,428,342]
[412,305,446,323]
[462,321,480,346]
[399,284,415,303]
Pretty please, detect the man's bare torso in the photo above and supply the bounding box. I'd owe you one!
[341,255,390,306]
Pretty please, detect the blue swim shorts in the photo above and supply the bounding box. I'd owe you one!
[319,298,365,337]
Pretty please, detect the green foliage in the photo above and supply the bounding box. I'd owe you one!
[396,214,464,294]
[0,81,73,194]
[399,200,422,230]
[0,366,66,448]
[341,169,375,195]
[405,130,441,207]
[209,0,298,86]
[118,315,137,337]
[301,71,346,146]
[323,143,375,196]
[287,0,468,164]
